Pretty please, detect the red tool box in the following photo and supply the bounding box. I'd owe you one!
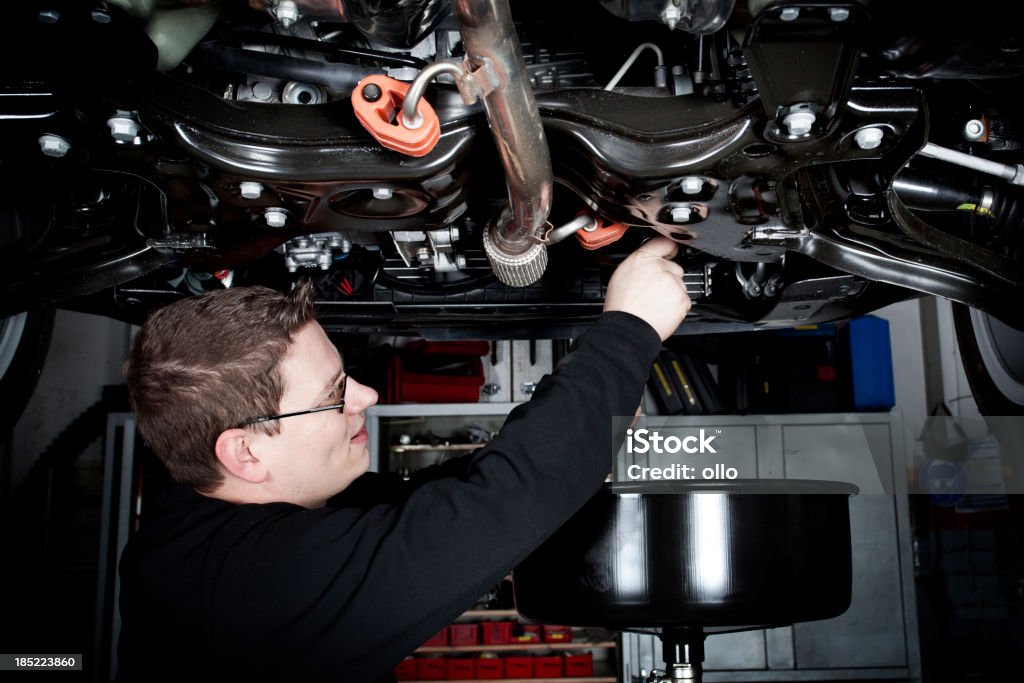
[421,627,448,648]
[474,655,504,679]
[513,624,541,643]
[386,341,489,403]
[543,624,573,643]
[416,657,447,680]
[447,623,480,647]
[504,655,534,678]
[564,652,594,677]
[393,657,417,680]
[481,620,514,645]
[445,658,475,680]
[534,655,563,678]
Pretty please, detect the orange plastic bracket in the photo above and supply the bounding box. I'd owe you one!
[576,213,629,250]
[351,75,441,157]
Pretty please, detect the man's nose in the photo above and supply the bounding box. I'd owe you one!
[344,378,379,413]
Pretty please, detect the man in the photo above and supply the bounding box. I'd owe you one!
[117,237,690,681]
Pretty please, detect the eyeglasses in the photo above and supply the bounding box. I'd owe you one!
[235,374,347,428]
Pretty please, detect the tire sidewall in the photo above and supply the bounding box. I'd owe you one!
[0,308,56,435]
[952,303,1024,416]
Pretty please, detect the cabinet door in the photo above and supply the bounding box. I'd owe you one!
[780,423,892,493]
[781,423,908,669]
[792,494,908,668]
[704,630,767,670]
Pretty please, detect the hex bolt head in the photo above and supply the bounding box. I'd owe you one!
[661,5,683,30]
[372,187,393,200]
[963,119,986,142]
[264,208,288,228]
[854,127,884,150]
[38,134,70,158]
[107,117,139,143]
[671,206,692,223]
[829,7,850,22]
[681,177,704,195]
[779,7,800,21]
[239,182,264,200]
[782,111,816,136]
[274,0,300,28]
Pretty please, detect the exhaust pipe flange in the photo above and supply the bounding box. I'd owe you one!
[451,0,553,286]
[482,214,549,288]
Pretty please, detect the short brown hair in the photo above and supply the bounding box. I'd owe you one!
[123,281,316,492]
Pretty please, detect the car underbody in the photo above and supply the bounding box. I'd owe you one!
[1,0,1022,341]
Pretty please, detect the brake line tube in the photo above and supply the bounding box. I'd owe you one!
[919,142,1024,186]
[450,0,554,286]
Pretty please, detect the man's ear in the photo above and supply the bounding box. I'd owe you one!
[214,429,268,484]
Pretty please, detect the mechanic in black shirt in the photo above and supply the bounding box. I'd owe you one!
[117,236,690,682]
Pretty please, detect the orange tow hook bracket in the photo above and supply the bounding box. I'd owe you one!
[576,213,629,250]
[351,75,441,157]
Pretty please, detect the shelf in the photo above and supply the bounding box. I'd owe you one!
[416,641,616,654]
[404,678,615,683]
[368,402,521,417]
[392,443,485,454]
[460,609,520,618]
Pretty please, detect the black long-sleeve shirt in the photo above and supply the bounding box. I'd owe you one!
[117,311,661,682]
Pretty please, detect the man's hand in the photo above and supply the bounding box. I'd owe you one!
[603,236,691,341]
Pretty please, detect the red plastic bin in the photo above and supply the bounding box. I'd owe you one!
[504,655,534,678]
[394,657,417,681]
[421,627,448,648]
[514,624,541,643]
[534,655,564,678]
[481,621,514,645]
[475,656,504,680]
[386,341,488,403]
[564,652,594,677]
[417,657,447,681]
[448,623,480,647]
[543,624,573,643]
[446,658,475,680]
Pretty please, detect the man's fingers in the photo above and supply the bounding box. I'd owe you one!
[665,261,685,279]
[637,236,679,260]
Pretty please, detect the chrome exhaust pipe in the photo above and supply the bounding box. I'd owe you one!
[450,0,553,286]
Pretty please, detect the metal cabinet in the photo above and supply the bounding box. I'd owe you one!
[620,414,920,682]
[365,402,521,474]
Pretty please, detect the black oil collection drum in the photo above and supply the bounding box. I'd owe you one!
[513,480,857,628]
